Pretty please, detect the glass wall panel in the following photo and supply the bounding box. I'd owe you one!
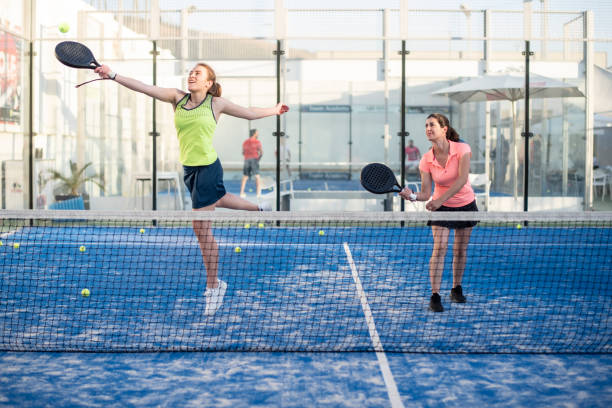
[593,39,612,174]
[35,39,159,210]
[35,30,281,210]
[0,29,28,209]
[525,39,586,199]
[286,38,402,181]
[215,76,278,179]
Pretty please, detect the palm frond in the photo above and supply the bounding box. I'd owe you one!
[45,161,105,196]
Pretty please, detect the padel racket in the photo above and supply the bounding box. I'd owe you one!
[55,41,107,88]
[361,163,417,200]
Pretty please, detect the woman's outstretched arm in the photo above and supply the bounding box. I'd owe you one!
[94,65,185,106]
[213,97,287,120]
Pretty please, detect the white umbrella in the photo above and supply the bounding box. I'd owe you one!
[433,73,584,200]
[433,73,584,103]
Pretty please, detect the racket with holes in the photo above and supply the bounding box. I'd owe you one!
[360,163,417,200]
[54,41,107,88]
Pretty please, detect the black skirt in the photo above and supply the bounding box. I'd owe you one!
[427,200,479,229]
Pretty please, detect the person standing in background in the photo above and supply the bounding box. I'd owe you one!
[405,139,422,175]
[240,129,263,198]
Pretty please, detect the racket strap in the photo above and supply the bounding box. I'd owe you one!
[75,77,110,88]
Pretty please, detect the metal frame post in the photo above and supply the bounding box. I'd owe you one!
[522,41,534,212]
[584,11,594,209]
[398,41,408,212]
[150,41,159,211]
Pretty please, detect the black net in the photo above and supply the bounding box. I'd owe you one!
[0,210,610,353]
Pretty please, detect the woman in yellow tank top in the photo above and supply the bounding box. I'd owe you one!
[94,62,288,316]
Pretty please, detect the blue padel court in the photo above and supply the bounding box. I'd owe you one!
[1,351,611,407]
[1,217,611,407]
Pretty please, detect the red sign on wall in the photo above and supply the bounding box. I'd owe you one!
[0,32,20,125]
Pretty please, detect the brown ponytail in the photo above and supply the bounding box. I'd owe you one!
[196,62,222,97]
[427,113,460,142]
[208,82,222,97]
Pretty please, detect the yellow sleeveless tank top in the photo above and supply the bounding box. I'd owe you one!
[174,93,218,166]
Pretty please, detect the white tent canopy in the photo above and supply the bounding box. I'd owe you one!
[432,73,584,103]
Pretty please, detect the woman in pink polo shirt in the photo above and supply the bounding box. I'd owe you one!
[399,113,477,313]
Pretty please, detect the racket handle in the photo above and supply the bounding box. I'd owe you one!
[75,77,109,88]
[409,193,417,201]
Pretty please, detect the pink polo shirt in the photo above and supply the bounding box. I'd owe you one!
[419,140,475,207]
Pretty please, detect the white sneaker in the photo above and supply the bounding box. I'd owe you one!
[258,201,273,211]
[204,280,227,316]
[240,193,246,198]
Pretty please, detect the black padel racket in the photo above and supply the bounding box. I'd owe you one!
[361,163,416,200]
[55,41,107,88]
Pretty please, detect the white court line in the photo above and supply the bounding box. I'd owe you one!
[343,242,404,408]
[0,230,19,239]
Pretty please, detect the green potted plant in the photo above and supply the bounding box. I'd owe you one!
[45,160,104,209]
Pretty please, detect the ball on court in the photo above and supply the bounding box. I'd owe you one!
[244,223,251,229]
[234,246,242,253]
[516,223,522,230]
[258,222,264,228]
[318,230,325,236]
[79,245,86,252]
[58,22,70,33]
[81,288,90,297]
[140,228,146,234]
[0,240,3,246]
[13,243,19,249]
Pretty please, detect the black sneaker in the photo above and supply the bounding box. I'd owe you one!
[450,285,466,303]
[429,293,444,312]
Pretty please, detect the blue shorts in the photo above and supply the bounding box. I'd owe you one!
[183,159,226,209]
